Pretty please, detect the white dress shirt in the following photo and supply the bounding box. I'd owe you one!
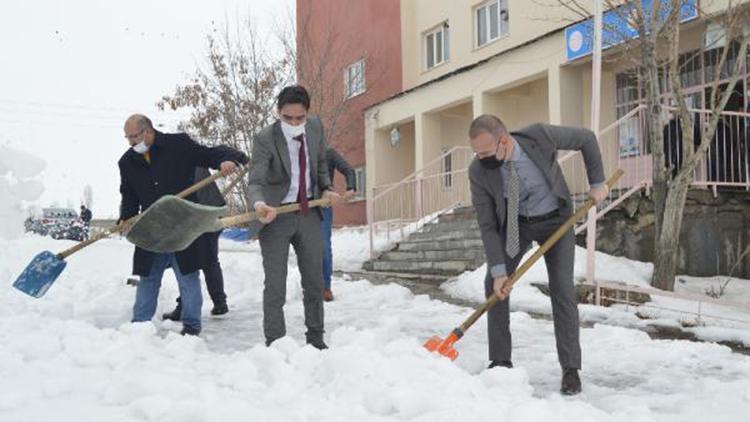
[281,129,312,204]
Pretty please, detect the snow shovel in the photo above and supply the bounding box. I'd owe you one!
[424,169,624,361]
[126,198,331,253]
[12,167,241,298]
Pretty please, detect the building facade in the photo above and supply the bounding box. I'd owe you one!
[366,0,750,226]
[297,0,403,225]
[298,0,750,227]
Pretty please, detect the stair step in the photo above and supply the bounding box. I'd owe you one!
[397,238,485,251]
[408,229,481,242]
[369,259,481,275]
[381,249,486,262]
[419,219,479,234]
[437,206,477,223]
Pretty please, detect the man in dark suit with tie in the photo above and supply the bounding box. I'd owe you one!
[248,85,340,349]
[468,114,608,395]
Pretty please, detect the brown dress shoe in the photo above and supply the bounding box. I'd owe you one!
[323,289,334,302]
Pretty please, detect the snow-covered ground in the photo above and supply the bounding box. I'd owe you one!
[443,245,750,347]
[2,232,750,421]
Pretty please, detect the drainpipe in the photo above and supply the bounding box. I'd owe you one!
[588,0,603,306]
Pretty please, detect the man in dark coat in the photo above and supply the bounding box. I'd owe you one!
[321,147,356,301]
[119,114,242,336]
[163,147,249,321]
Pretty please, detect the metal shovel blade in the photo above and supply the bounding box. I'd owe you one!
[125,195,227,253]
[13,251,68,298]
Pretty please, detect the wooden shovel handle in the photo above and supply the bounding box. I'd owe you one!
[457,169,624,333]
[57,170,229,260]
[218,198,332,228]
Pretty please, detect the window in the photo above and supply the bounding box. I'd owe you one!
[441,150,453,188]
[425,22,450,70]
[344,59,366,98]
[475,0,509,48]
[354,167,366,200]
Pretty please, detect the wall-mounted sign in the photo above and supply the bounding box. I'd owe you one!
[565,0,698,62]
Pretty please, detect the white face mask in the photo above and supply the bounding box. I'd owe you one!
[281,120,306,139]
[132,140,150,154]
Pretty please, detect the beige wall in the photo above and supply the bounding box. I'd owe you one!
[483,76,549,130]
[401,0,595,89]
[372,120,416,188]
[368,0,747,197]
[402,0,741,91]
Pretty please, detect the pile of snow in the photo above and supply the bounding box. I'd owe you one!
[443,244,750,346]
[1,231,750,420]
[442,245,653,313]
[0,145,45,239]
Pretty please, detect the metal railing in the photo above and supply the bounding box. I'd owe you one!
[367,146,474,258]
[580,280,750,328]
[367,105,750,257]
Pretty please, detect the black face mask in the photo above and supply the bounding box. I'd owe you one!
[479,156,503,169]
[479,140,503,169]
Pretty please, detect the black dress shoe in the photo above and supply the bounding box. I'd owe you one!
[180,326,200,336]
[307,340,328,350]
[211,301,229,316]
[162,305,182,321]
[306,336,328,350]
[561,368,582,395]
[488,360,513,369]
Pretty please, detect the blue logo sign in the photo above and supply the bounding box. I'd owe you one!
[565,0,698,61]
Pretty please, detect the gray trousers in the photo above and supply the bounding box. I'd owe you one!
[259,211,325,343]
[484,214,581,369]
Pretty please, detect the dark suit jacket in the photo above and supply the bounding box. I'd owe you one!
[326,147,356,191]
[118,131,243,276]
[469,123,605,274]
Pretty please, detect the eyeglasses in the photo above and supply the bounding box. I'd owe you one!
[124,128,145,141]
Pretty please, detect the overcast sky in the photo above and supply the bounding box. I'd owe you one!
[0,0,294,218]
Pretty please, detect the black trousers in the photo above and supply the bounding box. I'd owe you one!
[203,230,226,304]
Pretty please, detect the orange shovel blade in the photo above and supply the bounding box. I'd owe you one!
[423,333,460,361]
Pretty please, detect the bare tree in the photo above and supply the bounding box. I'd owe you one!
[157,16,293,212]
[275,6,385,156]
[549,0,750,290]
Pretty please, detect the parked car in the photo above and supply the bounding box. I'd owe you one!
[25,208,88,241]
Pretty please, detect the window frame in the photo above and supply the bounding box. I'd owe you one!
[424,21,450,70]
[344,58,366,99]
[354,167,367,200]
[474,0,509,49]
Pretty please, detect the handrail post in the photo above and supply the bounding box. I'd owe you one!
[367,186,375,259]
[589,0,602,306]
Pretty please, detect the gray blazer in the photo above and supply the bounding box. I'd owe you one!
[469,123,605,273]
[248,116,331,209]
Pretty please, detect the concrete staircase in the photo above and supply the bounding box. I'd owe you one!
[362,206,485,277]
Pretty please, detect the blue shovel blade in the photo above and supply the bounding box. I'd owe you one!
[12,251,67,298]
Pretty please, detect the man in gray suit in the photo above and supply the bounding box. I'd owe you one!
[248,85,340,350]
[468,114,608,395]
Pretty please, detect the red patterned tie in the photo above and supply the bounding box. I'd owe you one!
[294,134,309,216]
